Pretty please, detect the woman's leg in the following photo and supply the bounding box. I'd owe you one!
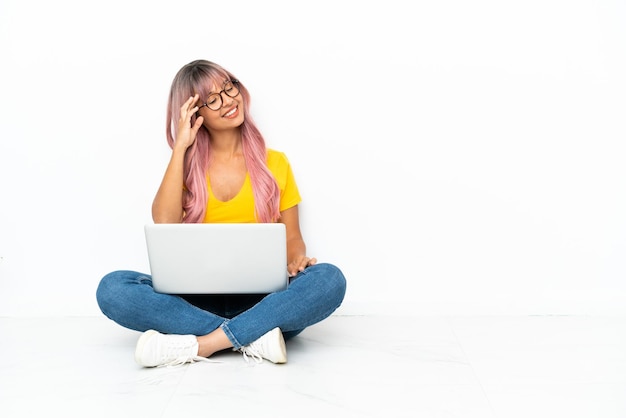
[97,264,346,364]
[95,270,225,336]
[97,270,238,361]
[221,262,347,349]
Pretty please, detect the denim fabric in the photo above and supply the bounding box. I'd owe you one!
[96,263,346,349]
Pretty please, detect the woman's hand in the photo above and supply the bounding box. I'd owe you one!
[175,94,204,151]
[288,255,317,277]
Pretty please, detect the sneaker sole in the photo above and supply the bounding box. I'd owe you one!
[271,328,287,364]
[134,329,159,366]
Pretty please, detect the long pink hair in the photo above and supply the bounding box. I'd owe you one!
[165,59,280,223]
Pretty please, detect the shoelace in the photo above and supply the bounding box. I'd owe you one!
[239,344,264,364]
[159,355,216,368]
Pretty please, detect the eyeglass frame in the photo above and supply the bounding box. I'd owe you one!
[198,79,241,111]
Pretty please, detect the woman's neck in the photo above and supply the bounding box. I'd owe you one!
[210,130,242,157]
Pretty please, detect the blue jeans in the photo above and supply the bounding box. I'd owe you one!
[96,263,346,349]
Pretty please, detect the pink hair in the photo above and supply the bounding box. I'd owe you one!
[165,60,280,223]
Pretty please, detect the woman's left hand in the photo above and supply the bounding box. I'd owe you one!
[288,256,317,277]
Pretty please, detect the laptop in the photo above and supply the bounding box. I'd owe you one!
[144,223,288,294]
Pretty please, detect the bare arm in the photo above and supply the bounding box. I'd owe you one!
[152,94,204,223]
[279,205,317,276]
[152,147,187,223]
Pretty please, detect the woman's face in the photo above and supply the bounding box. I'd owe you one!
[196,79,245,131]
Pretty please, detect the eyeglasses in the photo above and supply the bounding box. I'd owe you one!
[199,80,240,111]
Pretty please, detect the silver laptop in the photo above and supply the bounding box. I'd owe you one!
[144,223,288,294]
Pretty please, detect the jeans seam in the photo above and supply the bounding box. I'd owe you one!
[220,321,242,349]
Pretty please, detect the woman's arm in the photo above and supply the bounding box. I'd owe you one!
[152,95,204,224]
[279,205,317,276]
[152,147,187,223]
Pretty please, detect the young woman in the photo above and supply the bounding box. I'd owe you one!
[96,59,346,367]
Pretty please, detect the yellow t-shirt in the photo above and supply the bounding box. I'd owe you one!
[202,149,301,223]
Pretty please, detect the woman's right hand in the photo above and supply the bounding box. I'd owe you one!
[174,94,204,151]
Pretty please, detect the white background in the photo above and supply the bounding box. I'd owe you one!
[1,0,625,317]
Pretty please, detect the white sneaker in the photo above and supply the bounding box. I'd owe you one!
[134,330,210,367]
[239,327,287,364]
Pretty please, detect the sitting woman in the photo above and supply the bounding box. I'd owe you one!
[96,59,347,367]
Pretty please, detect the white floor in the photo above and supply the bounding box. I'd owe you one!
[1,315,625,418]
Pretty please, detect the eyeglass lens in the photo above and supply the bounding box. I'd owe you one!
[205,81,239,111]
